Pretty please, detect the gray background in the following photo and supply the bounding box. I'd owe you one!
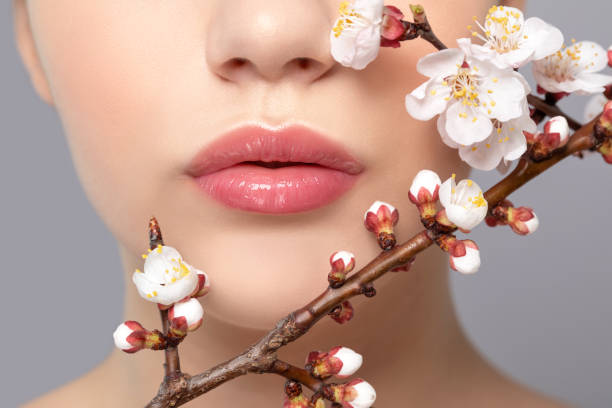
[1,1,610,406]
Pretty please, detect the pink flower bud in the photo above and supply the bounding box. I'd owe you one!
[307,346,363,379]
[598,100,612,133]
[363,201,399,250]
[608,45,612,67]
[191,270,211,298]
[328,378,377,408]
[169,298,204,334]
[449,240,480,274]
[543,116,570,148]
[409,169,442,204]
[381,5,405,48]
[330,300,354,324]
[329,250,356,288]
[599,138,612,164]
[113,321,146,353]
[508,207,539,235]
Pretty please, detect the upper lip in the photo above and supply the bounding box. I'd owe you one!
[185,124,365,177]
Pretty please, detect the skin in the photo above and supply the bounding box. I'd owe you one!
[14,0,569,406]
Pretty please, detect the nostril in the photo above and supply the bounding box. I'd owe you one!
[296,58,311,70]
[228,58,248,69]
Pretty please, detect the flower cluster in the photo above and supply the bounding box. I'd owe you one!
[410,170,489,273]
[283,347,375,407]
[330,2,612,171]
[113,244,211,352]
[486,199,539,236]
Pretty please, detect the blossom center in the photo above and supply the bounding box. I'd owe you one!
[470,5,524,54]
[444,66,482,110]
[332,1,370,37]
[139,245,192,285]
[538,41,595,82]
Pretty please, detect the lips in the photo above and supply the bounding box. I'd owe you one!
[185,124,365,214]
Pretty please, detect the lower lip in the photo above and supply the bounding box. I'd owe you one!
[192,163,360,214]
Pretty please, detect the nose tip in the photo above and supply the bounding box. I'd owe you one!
[205,1,336,84]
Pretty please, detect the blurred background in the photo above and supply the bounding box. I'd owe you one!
[1,1,610,406]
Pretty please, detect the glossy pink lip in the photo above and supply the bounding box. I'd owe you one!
[185,124,365,214]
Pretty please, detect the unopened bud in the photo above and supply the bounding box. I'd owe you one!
[599,138,612,164]
[381,5,405,48]
[409,169,441,220]
[508,207,539,235]
[283,381,309,408]
[527,116,571,160]
[596,100,612,135]
[608,45,612,67]
[329,301,354,324]
[328,251,356,288]
[168,298,204,336]
[488,202,539,235]
[449,239,480,274]
[307,346,363,380]
[364,201,399,250]
[113,321,165,353]
[327,379,376,408]
[113,321,146,353]
[191,270,211,298]
[543,116,570,147]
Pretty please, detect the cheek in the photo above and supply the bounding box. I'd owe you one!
[28,1,212,253]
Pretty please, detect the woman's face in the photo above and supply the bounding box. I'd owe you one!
[18,0,496,329]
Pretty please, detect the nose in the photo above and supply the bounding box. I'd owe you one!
[205,1,336,84]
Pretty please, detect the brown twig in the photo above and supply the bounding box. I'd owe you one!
[148,217,182,380]
[145,111,605,408]
[527,94,582,130]
[407,4,447,50]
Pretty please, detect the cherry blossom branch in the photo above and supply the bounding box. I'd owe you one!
[148,218,182,379]
[146,112,607,407]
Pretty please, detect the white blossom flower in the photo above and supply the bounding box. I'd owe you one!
[409,169,442,203]
[169,298,204,332]
[133,245,199,306]
[584,94,609,122]
[441,101,536,170]
[449,240,481,274]
[330,0,384,70]
[439,174,488,231]
[405,38,529,147]
[468,5,563,69]
[533,40,612,94]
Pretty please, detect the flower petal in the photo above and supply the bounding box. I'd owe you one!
[479,71,528,121]
[416,48,465,78]
[446,204,487,230]
[523,17,564,60]
[405,78,451,121]
[575,41,608,73]
[445,101,493,145]
[438,176,455,209]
